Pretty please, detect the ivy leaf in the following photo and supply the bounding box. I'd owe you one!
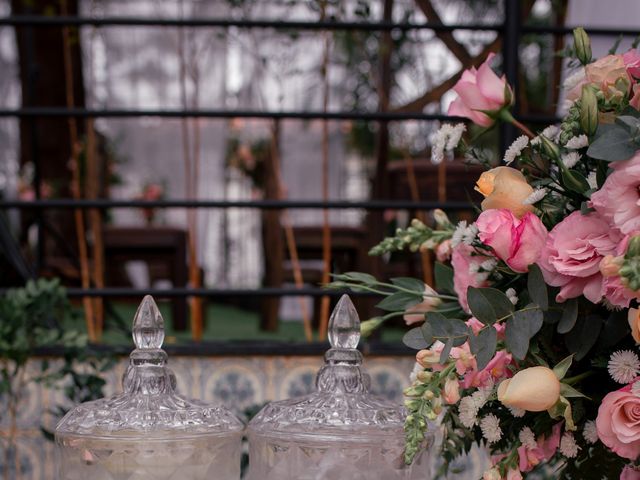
[434,262,454,294]
[553,354,574,380]
[505,305,544,360]
[376,291,422,312]
[557,298,579,334]
[391,277,425,293]
[468,326,498,371]
[467,287,514,325]
[527,264,548,310]
[403,327,431,350]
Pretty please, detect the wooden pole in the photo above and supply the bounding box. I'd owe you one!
[61,0,95,341]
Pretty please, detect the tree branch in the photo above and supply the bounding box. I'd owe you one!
[414,0,472,65]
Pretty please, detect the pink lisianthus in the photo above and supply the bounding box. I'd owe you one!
[591,155,640,235]
[461,349,513,389]
[537,210,621,303]
[476,209,548,273]
[596,381,640,460]
[436,239,453,262]
[447,53,512,127]
[623,49,640,79]
[451,243,491,313]
[517,423,562,472]
[621,466,640,480]
[466,316,505,340]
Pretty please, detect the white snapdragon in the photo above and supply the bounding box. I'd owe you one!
[503,135,529,165]
[522,188,548,205]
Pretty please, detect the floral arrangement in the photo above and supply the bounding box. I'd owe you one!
[330,29,640,479]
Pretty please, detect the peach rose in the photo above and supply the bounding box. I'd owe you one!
[628,308,640,344]
[596,382,640,460]
[585,54,631,99]
[403,285,442,325]
[497,366,561,412]
[448,53,512,127]
[475,167,535,219]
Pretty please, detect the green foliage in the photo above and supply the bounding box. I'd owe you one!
[468,325,497,370]
[467,287,514,325]
[504,305,544,360]
[588,114,640,162]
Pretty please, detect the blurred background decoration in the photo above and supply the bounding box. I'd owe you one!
[2,0,639,477]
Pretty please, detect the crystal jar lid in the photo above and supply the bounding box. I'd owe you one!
[55,296,244,439]
[248,295,405,441]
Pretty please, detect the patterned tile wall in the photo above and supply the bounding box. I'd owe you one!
[1,355,415,480]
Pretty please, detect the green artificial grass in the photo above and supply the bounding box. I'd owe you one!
[68,300,408,346]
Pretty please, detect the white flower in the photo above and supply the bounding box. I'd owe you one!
[541,125,560,141]
[561,151,581,169]
[563,68,586,92]
[583,420,599,444]
[608,350,640,384]
[431,123,466,164]
[587,171,598,190]
[473,383,494,408]
[463,224,478,246]
[480,259,498,272]
[632,381,640,397]
[503,135,529,165]
[519,427,537,449]
[452,221,477,248]
[565,135,589,149]
[505,288,518,305]
[468,263,480,274]
[451,220,468,248]
[509,405,526,418]
[459,396,479,428]
[409,362,422,383]
[559,432,580,458]
[480,414,502,444]
[447,123,467,151]
[522,188,548,205]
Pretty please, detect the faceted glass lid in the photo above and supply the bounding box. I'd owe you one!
[248,295,405,439]
[55,296,244,439]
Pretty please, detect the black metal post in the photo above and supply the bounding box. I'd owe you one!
[501,0,520,154]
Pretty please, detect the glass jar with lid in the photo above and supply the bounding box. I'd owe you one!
[55,296,244,480]
[246,295,430,480]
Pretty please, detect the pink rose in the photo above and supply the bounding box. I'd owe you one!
[591,155,640,235]
[597,382,640,460]
[451,243,490,313]
[621,466,640,480]
[537,210,621,303]
[623,49,640,79]
[447,53,512,127]
[477,209,548,273]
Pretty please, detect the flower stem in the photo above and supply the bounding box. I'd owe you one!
[563,371,595,385]
[499,110,535,138]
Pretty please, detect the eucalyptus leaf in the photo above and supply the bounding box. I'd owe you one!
[527,264,548,310]
[565,314,603,360]
[599,310,631,348]
[434,262,455,293]
[376,291,422,312]
[467,287,514,325]
[391,277,425,293]
[403,327,431,350]
[427,312,468,348]
[557,299,579,334]
[468,326,498,371]
[587,125,639,161]
[505,306,544,360]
